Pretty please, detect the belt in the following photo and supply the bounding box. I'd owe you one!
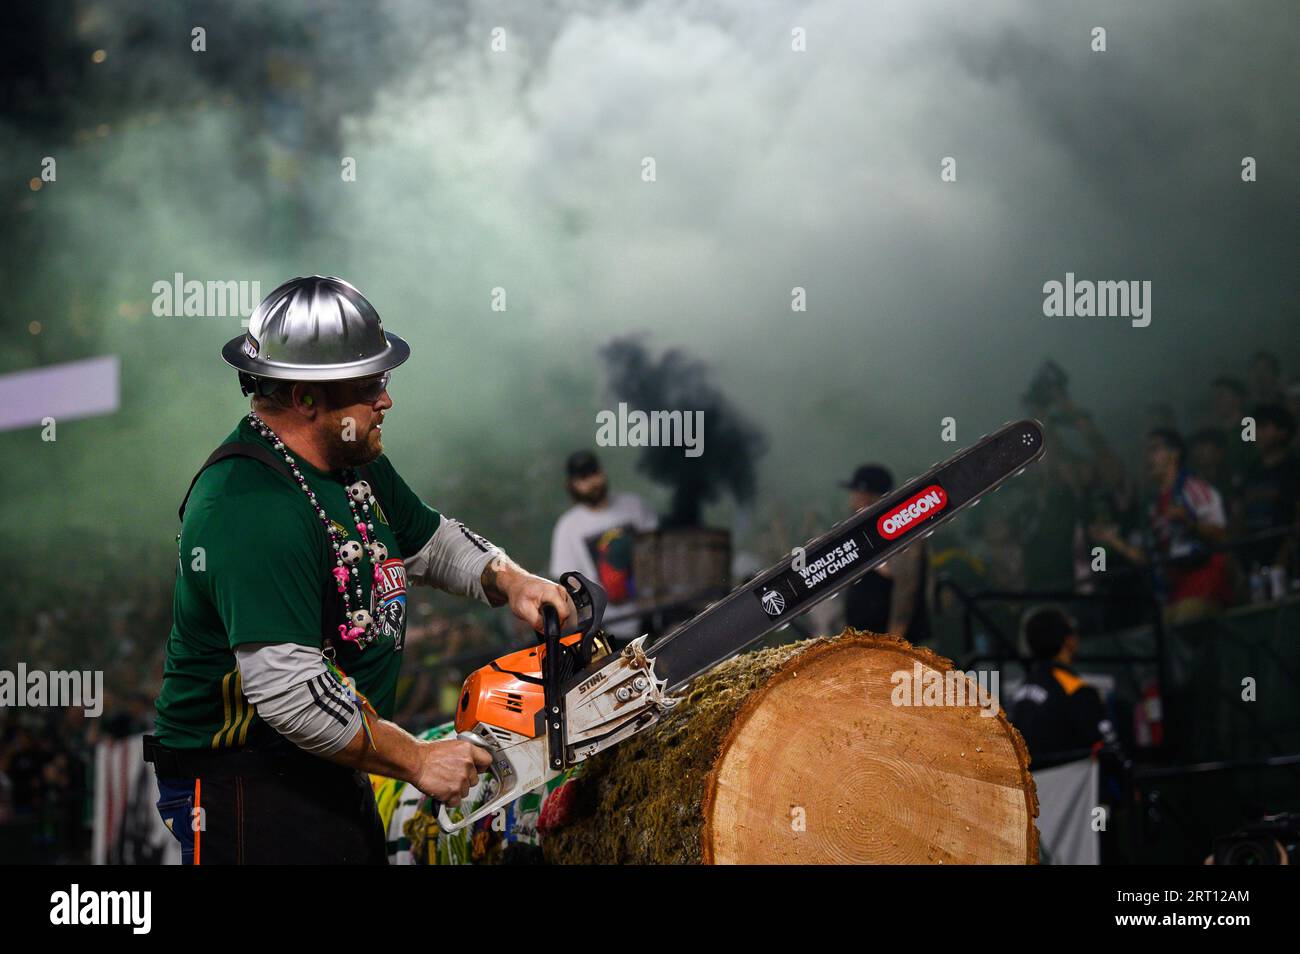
[142,735,346,779]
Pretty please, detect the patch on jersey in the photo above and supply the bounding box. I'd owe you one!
[375,558,407,651]
[329,519,351,539]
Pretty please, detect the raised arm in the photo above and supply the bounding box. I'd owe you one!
[404,516,576,631]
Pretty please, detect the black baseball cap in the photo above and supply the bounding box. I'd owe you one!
[566,450,602,479]
[840,464,893,494]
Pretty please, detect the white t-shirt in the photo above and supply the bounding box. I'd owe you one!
[549,493,658,638]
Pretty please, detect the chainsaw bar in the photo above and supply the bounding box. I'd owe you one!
[636,419,1046,694]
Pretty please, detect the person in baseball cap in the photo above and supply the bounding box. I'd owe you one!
[549,449,658,644]
[566,449,602,483]
[841,463,894,510]
[836,461,931,643]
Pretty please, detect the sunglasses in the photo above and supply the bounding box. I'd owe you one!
[351,371,391,404]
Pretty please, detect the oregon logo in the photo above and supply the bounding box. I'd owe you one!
[760,589,786,616]
[878,485,948,540]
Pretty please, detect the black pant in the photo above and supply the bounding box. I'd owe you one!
[154,755,387,865]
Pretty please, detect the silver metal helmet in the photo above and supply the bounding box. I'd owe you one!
[221,276,410,385]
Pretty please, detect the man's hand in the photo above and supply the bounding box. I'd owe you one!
[413,739,494,806]
[481,554,576,631]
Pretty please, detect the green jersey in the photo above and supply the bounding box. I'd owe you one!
[154,417,441,750]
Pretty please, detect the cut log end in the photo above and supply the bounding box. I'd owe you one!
[544,631,1039,865]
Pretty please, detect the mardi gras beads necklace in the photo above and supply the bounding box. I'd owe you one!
[248,412,390,651]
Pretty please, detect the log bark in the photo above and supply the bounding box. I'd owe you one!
[542,631,1038,864]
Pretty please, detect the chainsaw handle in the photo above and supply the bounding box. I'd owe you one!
[435,730,511,835]
[435,734,550,835]
[557,570,607,666]
[541,601,562,639]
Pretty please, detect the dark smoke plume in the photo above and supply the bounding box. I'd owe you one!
[600,336,767,527]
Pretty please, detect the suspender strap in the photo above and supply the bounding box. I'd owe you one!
[179,443,381,526]
[178,441,296,522]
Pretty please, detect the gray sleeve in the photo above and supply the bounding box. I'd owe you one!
[404,516,503,604]
[234,643,362,757]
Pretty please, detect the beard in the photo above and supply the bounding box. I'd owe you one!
[568,481,608,506]
[323,415,384,469]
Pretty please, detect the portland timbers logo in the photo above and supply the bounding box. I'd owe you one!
[760,588,786,617]
[374,558,407,651]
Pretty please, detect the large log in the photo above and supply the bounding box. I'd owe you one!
[542,631,1038,864]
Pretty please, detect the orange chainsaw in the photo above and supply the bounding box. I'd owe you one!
[437,419,1045,832]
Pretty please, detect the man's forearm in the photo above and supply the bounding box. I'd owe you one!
[480,552,527,607]
[326,716,489,806]
[326,716,425,785]
[404,516,501,603]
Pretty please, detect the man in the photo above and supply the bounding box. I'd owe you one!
[1206,375,1251,490]
[1237,403,1299,580]
[1008,607,1118,768]
[838,464,930,643]
[1093,428,1232,622]
[548,450,657,642]
[1208,375,1248,433]
[149,276,574,864]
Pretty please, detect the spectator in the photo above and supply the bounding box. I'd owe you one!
[837,464,931,643]
[1189,427,1233,498]
[1019,364,1125,591]
[548,450,657,643]
[1094,429,1233,623]
[1083,485,1149,631]
[1237,404,1300,586]
[973,508,1026,594]
[1206,376,1253,495]
[1020,454,1081,591]
[1008,606,1119,768]
[1209,375,1248,433]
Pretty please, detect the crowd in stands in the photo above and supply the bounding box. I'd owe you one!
[933,351,1298,635]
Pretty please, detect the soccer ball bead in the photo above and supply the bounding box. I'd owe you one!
[350,609,372,628]
[347,480,372,505]
[368,541,388,563]
[338,540,364,565]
